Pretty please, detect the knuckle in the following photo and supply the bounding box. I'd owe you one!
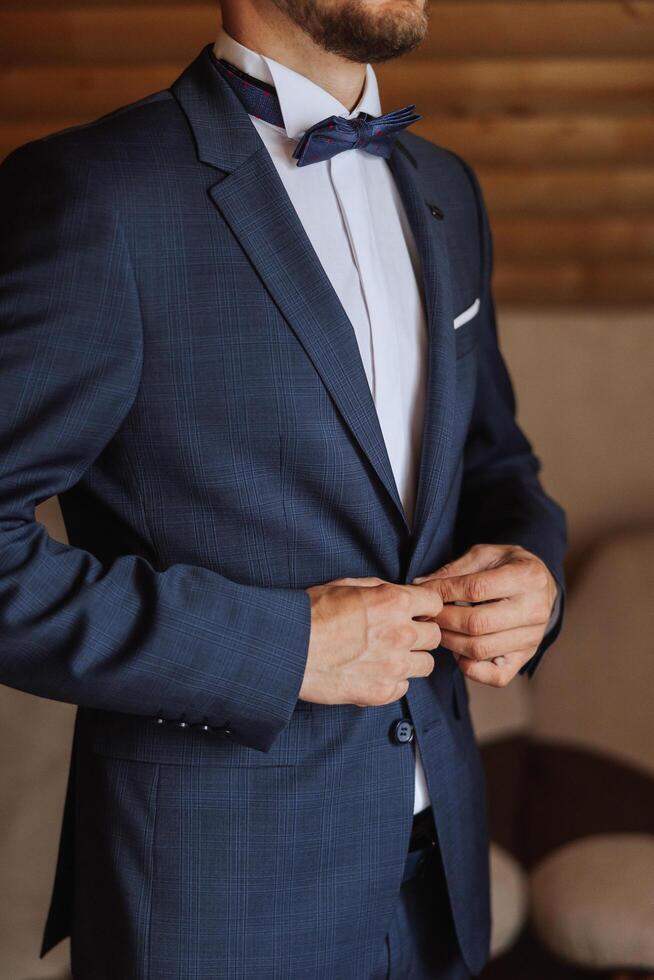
[471,639,491,661]
[403,623,419,647]
[380,658,402,681]
[466,577,487,602]
[375,582,396,604]
[467,612,488,636]
[394,587,413,612]
[386,623,416,649]
[381,584,411,612]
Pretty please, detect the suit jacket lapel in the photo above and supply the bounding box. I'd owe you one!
[171,45,409,529]
[386,139,458,580]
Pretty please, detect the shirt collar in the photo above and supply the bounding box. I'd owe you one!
[212,27,382,140]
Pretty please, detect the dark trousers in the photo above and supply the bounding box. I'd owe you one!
[370,808,472,980]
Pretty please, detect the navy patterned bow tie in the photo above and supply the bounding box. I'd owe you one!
[210,52,421,167]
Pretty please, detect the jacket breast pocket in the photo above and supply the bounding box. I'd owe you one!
[454,297,480,359]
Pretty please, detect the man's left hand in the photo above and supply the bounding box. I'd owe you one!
[413,543,558,688]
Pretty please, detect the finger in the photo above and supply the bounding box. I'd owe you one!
[440,625,545,662]
[413,544,508,583]
[410,619,441,652]
[437,593,531,635]
[407,651,436,678]
[400,582,444,619]
[456,648,533,688]
[429,562,528,605]
[385,680,410,704]
[331,576,385,587]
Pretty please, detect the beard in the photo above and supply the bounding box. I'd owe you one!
[269,0,429,64]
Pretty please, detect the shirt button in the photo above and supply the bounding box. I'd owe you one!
[391,719,415,744]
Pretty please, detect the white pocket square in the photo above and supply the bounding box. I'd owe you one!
[453,297,480,330]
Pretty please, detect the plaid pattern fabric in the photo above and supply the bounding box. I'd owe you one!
[0,43,566,979]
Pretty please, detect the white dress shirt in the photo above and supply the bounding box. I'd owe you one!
[212,28,560,816]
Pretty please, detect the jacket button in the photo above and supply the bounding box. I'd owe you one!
[176,720,189,729]
[391,719,414,744]
[428,202,444,220]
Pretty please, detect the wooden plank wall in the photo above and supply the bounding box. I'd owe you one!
[1,0,653,306]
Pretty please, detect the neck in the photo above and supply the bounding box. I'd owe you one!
[219,5,367,111]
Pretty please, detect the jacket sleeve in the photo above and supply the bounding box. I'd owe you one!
[0,137,311,751]
[450,154,568,678]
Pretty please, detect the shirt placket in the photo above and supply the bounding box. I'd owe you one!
[328,152,409,518]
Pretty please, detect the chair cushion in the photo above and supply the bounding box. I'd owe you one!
[490,842,528,958]
[530,833,654,969]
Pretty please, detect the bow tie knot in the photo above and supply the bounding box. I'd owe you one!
[292,106,421,167]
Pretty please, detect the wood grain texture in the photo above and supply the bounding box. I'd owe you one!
[1,2,653,64]
[376,58,654,116]
[494,259,654,305]
[479,167,654,214]
[2,58,652,119]
[492,216,654,259]
[414,115,654,166]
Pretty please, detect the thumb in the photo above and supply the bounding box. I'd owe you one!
[412,544,502,583]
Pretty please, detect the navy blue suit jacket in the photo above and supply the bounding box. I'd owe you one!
[0,43,566,979]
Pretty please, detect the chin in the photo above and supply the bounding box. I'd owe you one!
[273,0,430,64]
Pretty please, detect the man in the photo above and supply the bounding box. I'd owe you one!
[0,0,566,976]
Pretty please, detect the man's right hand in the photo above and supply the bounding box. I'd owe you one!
[298,577,443,708]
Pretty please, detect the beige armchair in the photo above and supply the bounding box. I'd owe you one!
[472,526,654,976]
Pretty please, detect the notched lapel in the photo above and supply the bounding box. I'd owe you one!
[171,45,409,531]
[209,153,410,528]
[170,47,461,558]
